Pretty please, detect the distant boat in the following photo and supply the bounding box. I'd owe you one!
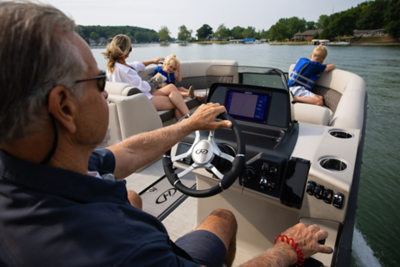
[328,41,350,46]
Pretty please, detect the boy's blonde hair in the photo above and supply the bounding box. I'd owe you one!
[163,54,180,71]
[312,45,328,61]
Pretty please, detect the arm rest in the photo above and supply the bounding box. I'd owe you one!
[330,75,366,130]
[293,103,331,126]
[107,94,162,140]
[106,81,142,96]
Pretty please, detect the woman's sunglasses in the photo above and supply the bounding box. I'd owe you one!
[75,70,107,92]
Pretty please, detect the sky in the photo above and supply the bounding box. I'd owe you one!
[43,0,366,38]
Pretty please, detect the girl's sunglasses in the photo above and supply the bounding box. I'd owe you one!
[75,70,107,92]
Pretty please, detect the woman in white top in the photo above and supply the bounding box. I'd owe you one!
[103,34,190,120]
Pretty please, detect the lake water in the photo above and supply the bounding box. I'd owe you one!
[92,44,400,267]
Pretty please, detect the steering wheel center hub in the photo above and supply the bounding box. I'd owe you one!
[192,140,214,165]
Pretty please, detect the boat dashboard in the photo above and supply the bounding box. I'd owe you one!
[174,82,314,208]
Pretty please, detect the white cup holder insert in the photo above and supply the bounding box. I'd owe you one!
[319,158,348,172]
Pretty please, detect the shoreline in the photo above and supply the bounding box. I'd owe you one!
[269,42,400,46]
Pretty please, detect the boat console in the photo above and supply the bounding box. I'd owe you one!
[168,67,366,266]
[116,63,366,266]
[187,82,310,207]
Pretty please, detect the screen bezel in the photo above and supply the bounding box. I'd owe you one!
[224,89,271,124]
[208,82,292,130]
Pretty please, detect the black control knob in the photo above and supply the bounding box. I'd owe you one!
[314,185,324,199]
[260,177,267,189]
[269,165,278,176]
[262,163,270,174]
[333,193,345,209]
[306,181,316,195]
[266,180,275,191]
[322,189,333,204]
[243,166,256,181]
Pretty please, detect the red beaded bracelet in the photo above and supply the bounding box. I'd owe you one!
[275,234,305,266]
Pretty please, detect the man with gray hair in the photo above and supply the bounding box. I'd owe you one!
[0,1,332,266]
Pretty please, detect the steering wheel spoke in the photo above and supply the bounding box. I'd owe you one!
[205,163,225,180]
[177,163,200,178]
[218,152,235,162]
[209,133,235,162]
[163,112,246,197]
[171,130,202,162]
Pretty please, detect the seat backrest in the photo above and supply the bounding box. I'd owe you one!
[139,60,239,89]
[97,102,123,148]
[106,94,162,142]
[288,64,366,129]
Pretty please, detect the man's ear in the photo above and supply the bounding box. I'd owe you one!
[47,86,77,134]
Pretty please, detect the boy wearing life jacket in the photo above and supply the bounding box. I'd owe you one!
[288,45,335,106]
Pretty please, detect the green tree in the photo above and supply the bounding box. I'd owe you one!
[89,32,99,41]
[385,0,400,38]
[196,24,213,40]
[313,32,320,39]
[316,15,330,29]
[158,26,171,42]
[214,24,230,39]
[177,25,192,41]
[134,32,145,43]
[270,21,287,41]
[306,21,316,30]
[77,25,158,45]
[231,26,245,39]
[286,17,306,38]
[242,26,256,38]
[356,1,385,29]
[259,29,270,40]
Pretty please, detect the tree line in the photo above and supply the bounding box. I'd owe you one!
[77,25,159,43]
[78,0,400,44]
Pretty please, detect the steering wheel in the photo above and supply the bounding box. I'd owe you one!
[163,113,246,198]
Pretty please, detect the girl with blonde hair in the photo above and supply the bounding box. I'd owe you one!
[154,54,204,100]
[103,34,190,120]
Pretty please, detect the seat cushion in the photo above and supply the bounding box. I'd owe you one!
[293,103,332,126]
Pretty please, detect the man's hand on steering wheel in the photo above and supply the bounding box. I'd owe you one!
[184,103,232,132]
[163,103,245,198]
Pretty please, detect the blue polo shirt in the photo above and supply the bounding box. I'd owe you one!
[0,149,197,266]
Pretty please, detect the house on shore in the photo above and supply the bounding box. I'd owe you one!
[293,29,323,41]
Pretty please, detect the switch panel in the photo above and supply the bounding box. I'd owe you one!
[333,193,345,209]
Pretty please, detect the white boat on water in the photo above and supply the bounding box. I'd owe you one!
[103,60,367,266]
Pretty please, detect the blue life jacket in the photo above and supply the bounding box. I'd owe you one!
[154,66,175,84]
[288,58,325,90]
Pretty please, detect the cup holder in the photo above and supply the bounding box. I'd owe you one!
[329,130,354,139]
[319,158,348,172]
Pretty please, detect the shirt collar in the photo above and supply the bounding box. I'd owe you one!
[115,62,134,74]
[0,150,127,205]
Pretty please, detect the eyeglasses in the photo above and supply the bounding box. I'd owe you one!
[75,70,107,92]
[129,47,132,52]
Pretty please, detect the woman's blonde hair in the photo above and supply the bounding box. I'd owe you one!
[102,34,132,73]
[163,54,180,71]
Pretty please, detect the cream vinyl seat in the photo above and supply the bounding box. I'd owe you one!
[289,64,366,129]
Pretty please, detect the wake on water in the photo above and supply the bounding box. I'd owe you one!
[352,227,381,267]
